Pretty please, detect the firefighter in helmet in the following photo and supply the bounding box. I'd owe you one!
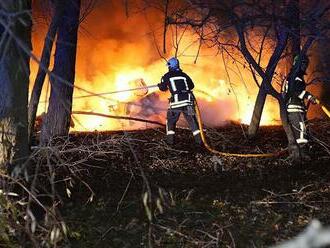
[158,57,202,146]
[283,54,317,161]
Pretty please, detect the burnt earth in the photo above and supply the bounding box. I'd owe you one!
[62,119,330,247]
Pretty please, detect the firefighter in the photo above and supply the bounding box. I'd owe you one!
[158,57,202,146]
[283,54,317,161]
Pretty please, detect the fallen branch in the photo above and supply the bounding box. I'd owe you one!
[72,111,165,127]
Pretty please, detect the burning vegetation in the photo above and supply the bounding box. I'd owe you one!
[1,0,330,247]
[31,1,286,133]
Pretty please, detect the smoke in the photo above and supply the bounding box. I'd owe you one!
[31,0,285,131]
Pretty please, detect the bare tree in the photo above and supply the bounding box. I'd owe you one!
[247,0,301,138]
[28,0,64,145]
[0,1,32,174]
[147,0,330,160]
[41,0,81,144]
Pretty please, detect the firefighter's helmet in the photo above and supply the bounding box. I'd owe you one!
[167,57,180,71]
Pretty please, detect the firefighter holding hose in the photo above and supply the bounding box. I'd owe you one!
[283,54,317,161]
[158,57,202,146]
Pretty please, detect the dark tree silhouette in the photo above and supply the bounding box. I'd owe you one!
[0,1,32,174]
[41,0,81,144]
[150,0,330,160]
[28,1,64,145]
[247,0,301,138]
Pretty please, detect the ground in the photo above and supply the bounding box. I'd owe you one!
[53,119,330,247]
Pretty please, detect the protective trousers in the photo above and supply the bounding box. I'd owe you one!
[287,110,310,158]
[166,105,202,145]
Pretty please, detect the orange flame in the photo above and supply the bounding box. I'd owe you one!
[30,2,281,132]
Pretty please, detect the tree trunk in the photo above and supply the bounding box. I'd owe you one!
[41,0,81,145]
[28,2,63,145]
[247,0,299,138]
[247,85,267,138]
[0,1,32,175]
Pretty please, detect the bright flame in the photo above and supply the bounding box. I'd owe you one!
[30,2,282,132]
[31,57,281,131]
[115,74,135,101]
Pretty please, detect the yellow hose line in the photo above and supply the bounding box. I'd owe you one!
[194,99,287,158]
[321,106,330,118]
[316,99,330,118]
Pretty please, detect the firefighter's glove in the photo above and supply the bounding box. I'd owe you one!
[308,95,317,105]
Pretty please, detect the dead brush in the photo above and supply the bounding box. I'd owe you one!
[0,132,136,247]
[149,187,237,248]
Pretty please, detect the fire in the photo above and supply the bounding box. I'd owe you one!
[114,70,152,102]
[115,74,136,101]
[30,2,282,132]
[233,95,280,125]
[30,53,281,132]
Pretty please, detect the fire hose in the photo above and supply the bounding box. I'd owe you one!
[315,99,330,118]
[193,96,287,158]
[93,84,285,157]
[72,83,329,158]
[194,96,330,158]
[74,84,159,99]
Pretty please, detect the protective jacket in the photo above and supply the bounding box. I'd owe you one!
[283,70,314,153]
[283,71,313,113]
[158,69,195,109]
[158,69,201,145]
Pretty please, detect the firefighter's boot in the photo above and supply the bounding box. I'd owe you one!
[299,144,311,162]
[289,144,301,163]
[193,131,202,146]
